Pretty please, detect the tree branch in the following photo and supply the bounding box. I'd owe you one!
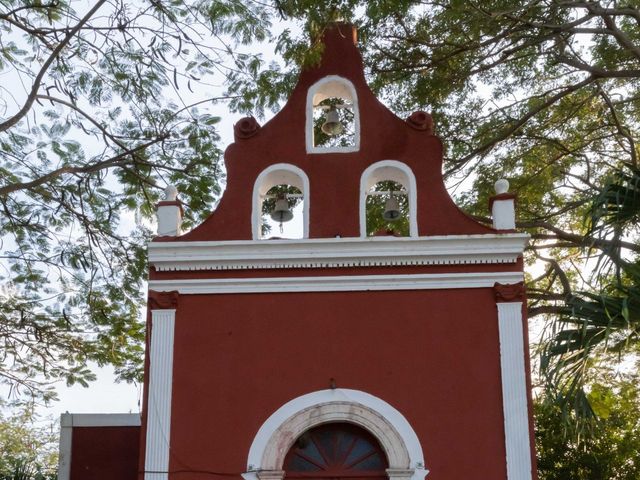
[595,86,638,167]
[595,9,640,61]
[555,53,640,78]
[35,94,127,148]
[445,76,597,176]
[529,305,570,318]
[0,134,168,197]
[0,0,107,133]
[519,220,640,253]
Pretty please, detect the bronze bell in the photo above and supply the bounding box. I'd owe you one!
[382,195,401,221]
[321,107,344,136]
[270,195,293,223]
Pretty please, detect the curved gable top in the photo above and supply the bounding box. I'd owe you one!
[168,22,495,242]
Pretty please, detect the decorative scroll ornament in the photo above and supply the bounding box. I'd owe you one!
[406,111,433,133]
[148,290,179,309]
[494,282,525,302]
[234,116,261,139]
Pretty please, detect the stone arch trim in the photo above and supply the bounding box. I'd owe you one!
[243,389,428,480]
[251,163,310,240]
[359,160,418,238]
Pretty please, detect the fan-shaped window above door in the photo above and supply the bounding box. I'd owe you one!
[284,423,389,479]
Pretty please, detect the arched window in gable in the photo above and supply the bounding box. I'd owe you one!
[252,164,309,240]
[360,161,418,238]
[306,76,360,153]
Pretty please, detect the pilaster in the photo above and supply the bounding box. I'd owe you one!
[494,282,532,480]
[145,291,178,480]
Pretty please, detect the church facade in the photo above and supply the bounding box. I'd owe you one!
[58,23,537,480]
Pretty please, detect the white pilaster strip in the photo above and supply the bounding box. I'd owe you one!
[58,414,73,480]
[145,309,176,480]
[497,302,532,480]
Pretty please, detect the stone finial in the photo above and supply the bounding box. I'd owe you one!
[490,178,516,230]
[164,184,178,201]
[494,178,509,195]
[156,185,183,237]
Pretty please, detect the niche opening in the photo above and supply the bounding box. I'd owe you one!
[306,76,360,153]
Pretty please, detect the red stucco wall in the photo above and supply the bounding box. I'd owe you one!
[164,288,507,480]
[70,426,139,480]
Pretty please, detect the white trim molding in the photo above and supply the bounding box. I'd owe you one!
[148,233,529,272]
[149,271,523,295]
[145,309,177,480]
[497,302,533,480]
[252,163,310,240]
[360,161,418,238]
[60,413,140,427]
[243,389,427,480]
[306,75,360,154]
[58,414,141,480]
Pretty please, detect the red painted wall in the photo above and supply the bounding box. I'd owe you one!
[70,426,139,480]
[164,288,508,480]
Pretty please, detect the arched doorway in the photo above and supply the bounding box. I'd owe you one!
[284,423,388,480]
[243,389,427,480]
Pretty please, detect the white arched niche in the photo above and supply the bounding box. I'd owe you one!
[306,75,360,154]
[252,164,310,240]
[243,389,428,480]
[360,160,418,237]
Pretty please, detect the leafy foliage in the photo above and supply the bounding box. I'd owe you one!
[1,1,639,458]
[0,404,58,479]
[535,369,640,479]
[540,167,640,422]
[0,0,271,402]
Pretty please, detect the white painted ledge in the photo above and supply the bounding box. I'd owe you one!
[149,271,524,295]
[148,234,529,272]
[60,413,141,427]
